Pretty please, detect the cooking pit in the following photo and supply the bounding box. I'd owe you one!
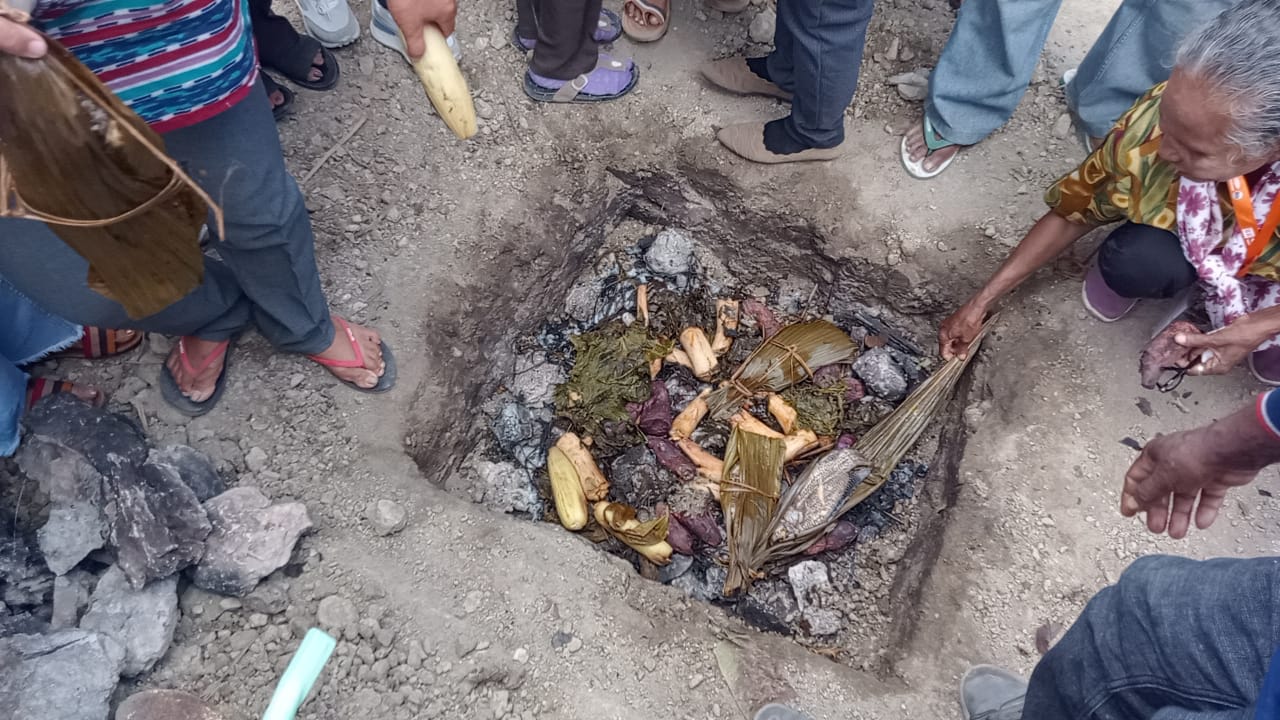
[407,167,978,673]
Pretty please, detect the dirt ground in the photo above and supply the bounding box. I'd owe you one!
[52,0,1280,717]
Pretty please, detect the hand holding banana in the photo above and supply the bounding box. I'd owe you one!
[386,0,476,140]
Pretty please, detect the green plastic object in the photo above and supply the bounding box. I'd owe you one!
[261,628,336,720]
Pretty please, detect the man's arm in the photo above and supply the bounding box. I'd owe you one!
[1121,390,1280,538]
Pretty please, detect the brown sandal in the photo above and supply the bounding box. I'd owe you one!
[26,377,107,410]
[55,326,143,360]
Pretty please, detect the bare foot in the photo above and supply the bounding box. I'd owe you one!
[165,338,228,403]
[624,0,665,28]
[310,317,385,389]
[903,125,960,174]
[269,87,287,109]
[309,50,324,83]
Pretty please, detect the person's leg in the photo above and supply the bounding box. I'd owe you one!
[924,0,1064,146]
[1022,555,1278,720]
[1096,222,1197,300]
[1066,0,1237,139]
[527,0,604,80]
[770,0,874,150]
[163,79,335,357]
[0,277,82,456]
[516,0,538,42]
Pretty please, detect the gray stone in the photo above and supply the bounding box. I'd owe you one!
[563,275,605,324]
[887,70,930,101]
[1053,112,1073,139]
[852,348,909,402]
[244,447,269,473]
[179,585,229,621]
[801,607,842,636]
[317,595,359,631]
[366,499,407,536]
[0,629,124,720]
[22,393,149,469]
[509,354,566,407]
[50,570,95,629]
[787,560,831,611]
[492,403,537,459]
[242,574,290,615]
[467,459,540,515]
[115,457,212,588]
[0,532,53,608]
[79,565,178,677]
[748,9,775,43]
[116,689,224,720]
[146,446,226,502]
[17,436,109,575]
[644,229,696,277]
[193,487,312,597]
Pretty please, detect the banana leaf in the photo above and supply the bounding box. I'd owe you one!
[706,320,859,419]
[0,27,213,318]
[757,318,996,565]
[720,426,786,597]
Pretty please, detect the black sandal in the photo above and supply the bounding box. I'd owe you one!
[262,73,295,121]
[255,15,340,91]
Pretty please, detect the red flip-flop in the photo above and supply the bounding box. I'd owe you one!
[307,317,396,394]
[160,338,232,417]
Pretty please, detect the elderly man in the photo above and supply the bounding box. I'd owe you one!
[961,385,1280,720]
[939,0,1280,385]
[0,0,453,414]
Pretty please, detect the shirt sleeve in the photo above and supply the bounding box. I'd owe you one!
[1043,126,1130,226]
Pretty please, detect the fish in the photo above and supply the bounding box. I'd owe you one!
[771,448,872,542]
[1139,320,1201,390]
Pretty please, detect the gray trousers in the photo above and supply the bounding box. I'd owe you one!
[0,78,335,355]
[926,0,1238,145]
[1025,555,1280,720]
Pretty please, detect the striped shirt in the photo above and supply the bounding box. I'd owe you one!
[30,0,257,133]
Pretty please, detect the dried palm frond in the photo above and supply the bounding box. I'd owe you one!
[706,321,858,419]
[720,426,786,597]
[0,28,213,318]
[757,318,995,565]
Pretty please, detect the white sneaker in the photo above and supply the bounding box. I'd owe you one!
[296,0,360,47]
[369,0,461,62]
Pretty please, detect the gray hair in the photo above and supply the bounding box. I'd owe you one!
[1176,0,1280,158]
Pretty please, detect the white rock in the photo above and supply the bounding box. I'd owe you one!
[366,499,407,536]
[787,560,832,611]
[79,565,178,677]
[748,9,776,43]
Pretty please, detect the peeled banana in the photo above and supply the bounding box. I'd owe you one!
[409,25,477,140]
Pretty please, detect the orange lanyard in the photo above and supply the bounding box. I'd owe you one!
[1227,175,1280,277]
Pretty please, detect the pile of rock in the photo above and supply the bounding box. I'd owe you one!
[0,395,312,720]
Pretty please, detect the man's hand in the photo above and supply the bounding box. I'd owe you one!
[938,299,987,360]
[1176,316,1270,376]
[1121,430,1258,538]
[0,17,46,58]
[386,0,457,60]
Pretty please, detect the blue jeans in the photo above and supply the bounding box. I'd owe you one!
[0,77,334,356]
[0,278,80,456]
[765,0,874,147]
[927,0,1237,145]
[1025,556,1280,720]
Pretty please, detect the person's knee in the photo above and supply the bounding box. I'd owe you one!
[1098,224,1197,299]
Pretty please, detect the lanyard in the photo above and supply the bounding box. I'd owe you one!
[1227,175,1280,277]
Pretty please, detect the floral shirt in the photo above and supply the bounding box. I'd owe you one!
[1044,83,1280,282]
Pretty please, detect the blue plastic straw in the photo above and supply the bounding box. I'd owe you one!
[261,628,337,720]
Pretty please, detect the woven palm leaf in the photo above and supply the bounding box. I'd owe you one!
[720,426,786,597]
[757,317,996,567]
[706,320,859,419]
[0,27,214,318]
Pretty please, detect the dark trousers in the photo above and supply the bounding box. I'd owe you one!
[517,0,603,80]
[765,0,875,148]
[1024,556,1280,720]
[1098,222,1198,299]
[0,78,335,354]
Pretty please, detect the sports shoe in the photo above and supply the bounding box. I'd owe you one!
[1250,347,1280,386]
[960,665,1026,720]
[296,0,360,48]
[1082,262,1138,322]
[370,0,461,62]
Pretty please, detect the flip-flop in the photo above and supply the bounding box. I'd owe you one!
[160,339,232,418]
[262,73,296,121]
[53,326,143,360]
[513,9,623,51]
[523,54,639,103]
[622,0,669,42]
[900,115,961,179]
[26,378,107,410]
[307,317,396,393]
[260,33,340,91]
